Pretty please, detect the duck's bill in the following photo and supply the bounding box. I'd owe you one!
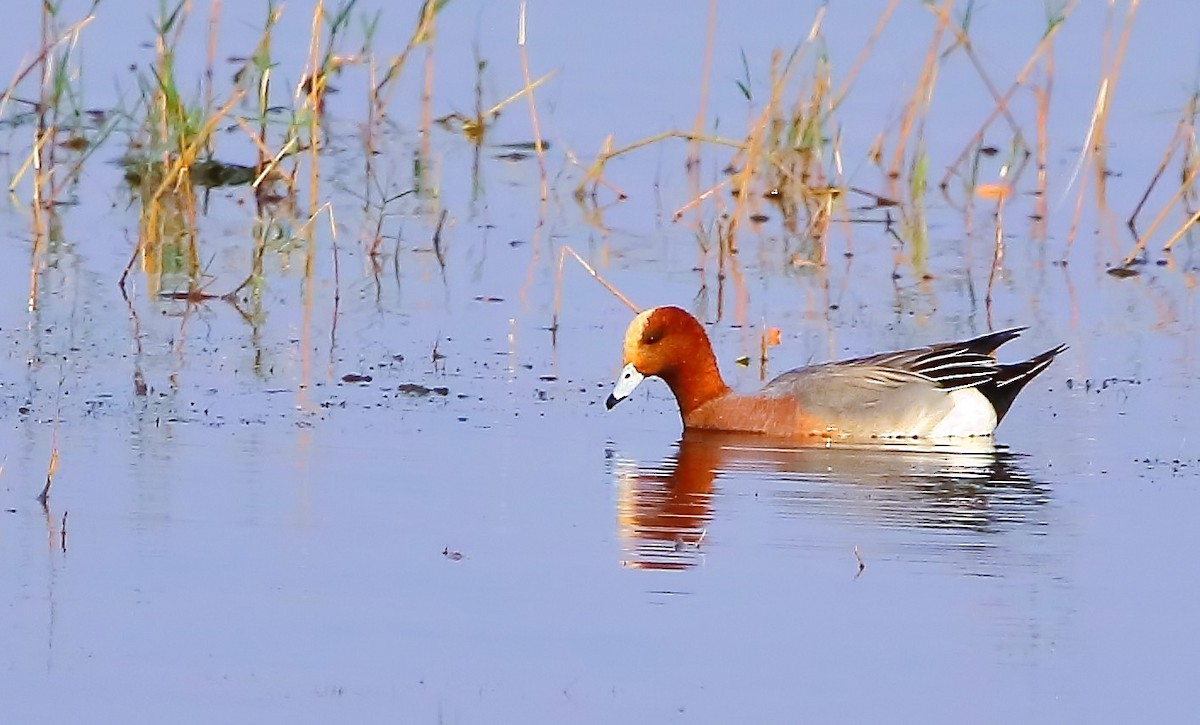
[606,363,645,410]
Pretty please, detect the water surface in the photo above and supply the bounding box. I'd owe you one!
[2,1,1200,722]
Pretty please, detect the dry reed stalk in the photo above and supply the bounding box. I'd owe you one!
[578,137,630,202]
[1183,99,1200,208]
[302,0,324,223]
[37,443,59,505]
[1126,180,1200,257]
[1031,58,1053,242]
[362,44,394,266]
[1157,207,1200,256]
[887,0,953,191]
[204,0,221,116]
[251,5,283,207]
[707,38,796,250]
[551,245,639,335]
[707,211,751,328]
[723,71,775,242]
[125,4,229,294]
[28,132,49,311]
[419,5,436,186]
[518,1,548,204]
[370,0,440,124]
[1094,0,1140,205]
[984,195,1007,308]
[673,178,733,221]
[685,0,718,222]
[137,90,246,297]
[364,45,380,216]
[576,130,742,201]
[947,21,1034,143]
[1120,96,1199,264]
[827,0,897,113]
[1158,108,1200,255]
[728,9,825,233]
[431,208,449,275]
[939,4,1074,195]
[1065,0,1138,222]
[0,12,96,124]
[296,203,335,406]
[234,118,298,188]
[1063,157,1089,258]
[296,1,327,403]
[37,364,61,506]
[436,63,554,170]
[25,5,95,311]
[146,91,247,209]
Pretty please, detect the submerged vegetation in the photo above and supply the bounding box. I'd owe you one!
[2,0,1197,324]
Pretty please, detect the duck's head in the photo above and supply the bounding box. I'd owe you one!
[606,306,713,409]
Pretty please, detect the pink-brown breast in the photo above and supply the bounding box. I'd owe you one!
[683,393,835,439]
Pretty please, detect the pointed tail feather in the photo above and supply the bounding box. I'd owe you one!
[979,344,1068,423]
[955,326,1027,356]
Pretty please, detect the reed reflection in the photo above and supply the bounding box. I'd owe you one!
[613,430,1050,570]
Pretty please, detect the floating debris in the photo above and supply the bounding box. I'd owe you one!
[494,140,550,151]
[397,383,449,397]
[122,156,264,189]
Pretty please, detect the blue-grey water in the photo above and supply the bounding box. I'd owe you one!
[2,1,1198,722]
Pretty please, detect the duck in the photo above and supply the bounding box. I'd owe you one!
[605,306,1066,440]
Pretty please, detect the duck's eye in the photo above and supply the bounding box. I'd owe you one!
[644,332,661,345]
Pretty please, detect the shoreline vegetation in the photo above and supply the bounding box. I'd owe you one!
[3,2,1196,313]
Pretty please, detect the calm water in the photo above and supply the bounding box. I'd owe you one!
[2,1,1199,722]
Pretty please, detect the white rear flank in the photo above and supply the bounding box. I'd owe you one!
[927,387,997,437]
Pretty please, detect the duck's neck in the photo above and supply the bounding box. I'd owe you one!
[662,349,731,421]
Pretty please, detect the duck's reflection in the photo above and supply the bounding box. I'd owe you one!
[613,429,1049,570]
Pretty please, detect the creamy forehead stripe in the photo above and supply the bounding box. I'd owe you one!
[623,308,655,359]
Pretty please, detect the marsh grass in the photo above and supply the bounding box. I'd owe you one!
[3,2,102,310]
[0,0,449,308]
[1121,92,1200,266]
[572,0,1197,302]
[3,0,1199,321]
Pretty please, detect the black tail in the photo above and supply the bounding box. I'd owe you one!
[953,327,1027,356]
[979,344,1068,423]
